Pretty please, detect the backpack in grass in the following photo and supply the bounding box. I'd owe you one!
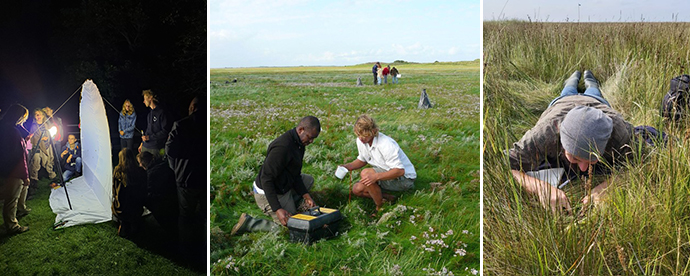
[661,74,690,121]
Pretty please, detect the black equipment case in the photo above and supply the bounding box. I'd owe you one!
[287,207,342,244]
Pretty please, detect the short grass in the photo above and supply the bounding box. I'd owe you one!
[484,21,690,275]
[0,179,202,275]
[210,62,480,275]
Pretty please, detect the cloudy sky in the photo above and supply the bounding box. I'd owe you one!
[484,0,690,22]
[210,0,480,68]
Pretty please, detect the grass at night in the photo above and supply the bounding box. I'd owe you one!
[210,62,480,275]
[484,21,690,275]
[0,179,202,275]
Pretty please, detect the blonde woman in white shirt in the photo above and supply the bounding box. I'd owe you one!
[340,115,416,215]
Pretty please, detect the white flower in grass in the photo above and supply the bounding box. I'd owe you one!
[470,268,478,275]
[454,248,466,257]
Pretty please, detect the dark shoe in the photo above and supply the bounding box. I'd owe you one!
[17,208,31,218]
[7,226,29,235]
[231,213,250,236]
[584,70,599,89]
[564,70,581,88]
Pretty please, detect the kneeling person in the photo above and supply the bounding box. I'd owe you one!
[341,115,416,214]
[232,116,321,235]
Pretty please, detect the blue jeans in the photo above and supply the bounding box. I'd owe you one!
[549,85,610,107]
[377,76,381,85]
[392,75,398,84]
[62,157,82,181]
[384,75,388,84]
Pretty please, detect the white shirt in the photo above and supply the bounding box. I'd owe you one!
[356,133,416,179]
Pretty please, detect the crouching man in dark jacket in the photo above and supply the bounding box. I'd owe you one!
[231,116,321,235]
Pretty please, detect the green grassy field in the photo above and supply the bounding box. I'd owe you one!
[210,62,480,275]
[484,21,690,275]
[0,179,202,275]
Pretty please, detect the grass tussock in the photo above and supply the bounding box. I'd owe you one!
[211,63,479,275]
[484,21,690,275]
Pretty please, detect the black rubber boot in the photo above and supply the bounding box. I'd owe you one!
[564,70,581,89]
[584,70,599,89]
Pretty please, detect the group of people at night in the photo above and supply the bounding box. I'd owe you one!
[0,104,81,235]
[372,62,400,85]
[231,114,416,235]
[112,89,206,262]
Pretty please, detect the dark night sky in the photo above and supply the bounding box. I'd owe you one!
[0,0,206,144]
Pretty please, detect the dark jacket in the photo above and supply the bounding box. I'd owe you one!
[255,128,308,212]
[112,167,147,221]
[143,105,172,149]
[372,64,378,73]
[166,110,205,189]
[0,123,29,180]
[391,67,399,76]
[61,142,81,172]
[145,158,178,226]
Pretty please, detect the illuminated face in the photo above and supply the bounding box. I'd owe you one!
[564,150,598,172]
[125,102,133,112]
[68,135,77,145]
[34,111,44,123]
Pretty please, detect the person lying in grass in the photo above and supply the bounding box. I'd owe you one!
[232,116,320,235]
[509,70,634,213]
[340,114,416,216]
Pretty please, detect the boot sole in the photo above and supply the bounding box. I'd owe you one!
[231,213,248,235]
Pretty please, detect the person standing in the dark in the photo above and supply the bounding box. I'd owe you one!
[137,151,178,233]
[0,104,31,234]
[118,99,137,152]
[43,107,63,144]
[112,148,147,239]
[29,109,57,187]
[138,90,171,157]
[165,96,206,266]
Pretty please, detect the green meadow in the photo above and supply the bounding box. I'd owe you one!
[0,179,202,275]
[210,62,480,275]
[484,21,690,275]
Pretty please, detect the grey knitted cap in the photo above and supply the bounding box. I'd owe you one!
[559,106,613,161]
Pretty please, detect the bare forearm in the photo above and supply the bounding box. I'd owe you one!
[511,169,547,194]
[344,159,367,171]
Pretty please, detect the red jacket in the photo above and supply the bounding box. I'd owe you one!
[382,67,390,75]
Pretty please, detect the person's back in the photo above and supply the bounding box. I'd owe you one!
[145,158,178,230]
[166,110,205,189]
[112,149,147,238]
